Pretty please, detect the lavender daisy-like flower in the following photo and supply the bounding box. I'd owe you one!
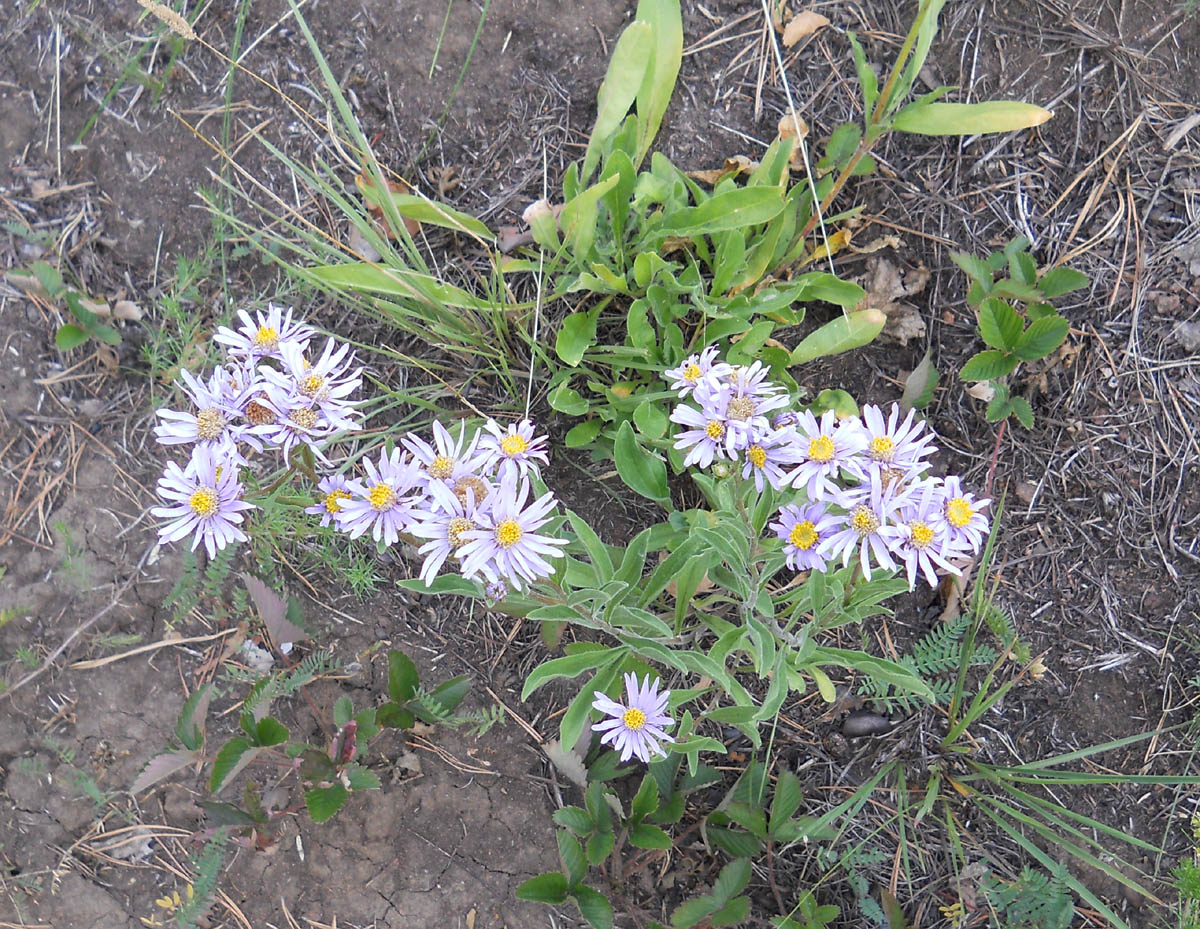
[708,362,790,451]
[336,447,424,546]
[408,480,489,586]
[305,474,353,528]
[740,424,804,491]
[403,421,490,488]
[670,385,735,469]
[892,478,965,589]
[592,673,675,763]
[213,304,315,362]
[479,419,550,481]
[860,403,936,474]
[456,472,567,591]
[152,445,255,558]
[933,475,991,553]
[785,409,868,500]
[154,366,251,460]
[249,391,339,463]
[771,502,840,573]
[663,346,732,398]
[262,338,361,429]
[818,470,909,580]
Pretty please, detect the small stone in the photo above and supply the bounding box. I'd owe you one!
[1172,321,1200,354]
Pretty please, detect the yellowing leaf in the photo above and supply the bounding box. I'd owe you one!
[782,10,829,46]
[892,100,1053,136]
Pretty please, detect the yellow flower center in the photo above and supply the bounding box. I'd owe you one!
[500,434,529,457]
[869,436,895,461]
[705,420,725,440]
[368,483,396,510]
[195,408,225,440]
[747,445,767,469]
[447,517,476,548]
[254,326,279,350]
[428,455,455,480]
[808,435,835,462]
[188,487,219,518]
[300,374,324,397]
[789,520,818,550]
[323,489,351,514]
[850,505,879,536]
[245,399,275,425]
[726,396,756,420]
[910,521,935,548]
[495,519,523,549]
[683,362,702,382]
[453,475,490,508]
[947,497,973,528]
[289,408,318,429]
[622,707,647,731]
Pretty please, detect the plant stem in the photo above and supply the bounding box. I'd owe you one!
[985,418,1006,499]
[869,0,932,126]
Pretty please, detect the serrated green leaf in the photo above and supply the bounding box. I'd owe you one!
[1014,314,1070,360]
[769,770,805,835]
[254,717,289,747]
[1038,266,1088,298]
[586,828,614,865]
[344,763,381,791]
[376,702,415,729]
[553,805,594,834]
[558,829,588,887]
[305,784,349,823]
[672,894,717,928]
[55,324,89,351]
[210,738,258,794]
[711,858,752,903]
[517,871,570,904]
[959,350,1018,381]
[892,100,1052,135]
[1009,395,1034,428]
[572,885,614,929]
[706,826,762,858]
[710,896,750,927]
[629,822,672,849]
[977,298,1024,351]
[175,683,214,752]
[951,251,994,288]
[632,776,660,822]
[333,696,354,728]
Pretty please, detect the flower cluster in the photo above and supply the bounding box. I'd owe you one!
[152,305,362,558]
[668,348,991,590]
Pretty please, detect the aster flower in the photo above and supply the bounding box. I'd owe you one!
[154,366,252,461]
[933,475,991,553]
[479,419,550,481]
[152,446,255,558]
[305,474,353,528]
[402,421,490,488]
[663,346,732,398]
[705,363,790,451]
[893,478,965,589]
[670,385,736,469]
[336,447,424,547]
[592,673,674,763]
[784,409,868,500]
[261,338,361,430]
[818,470,909,580]
[456,472,567,591]
[484,580,508,602]
[860,403,936,474]
[740,424,804,492]
[771,502,840,573]
[408,480,489,586]
[248,391,339,463]
[213,304,314,362]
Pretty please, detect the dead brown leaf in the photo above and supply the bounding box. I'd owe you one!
[356,173,420,239]
[777,110,809,168]
[687,155,759,186]
[855,256,929,345]
[782,10,829,46]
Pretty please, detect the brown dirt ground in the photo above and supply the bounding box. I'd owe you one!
[0,0,1198,927]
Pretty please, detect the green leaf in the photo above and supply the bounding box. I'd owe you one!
[305,784,349,824]
[553,805,594,834]
[789,309,886,364]
[556,309,599,366]
[522,649,619,701]
[572,885,614,929]
[548,382,589,416]
[427,675,471,714]
[811,646,935,701]
[959,350,1018,381]
[660,186,787,237]
[333,696,354,728]
[769,770,805,835]
[977,298,1024,351]
[892,100,1053,136]
[209,738,258,794]
[1010,249,1037,285]
[633,0,683,168]
[517,871,570,905]
[355,184,493,238]
[825,123,862,166]
[900,351,938,411]
[1009,395,1034,428]
[175,683,214,752]
[1015,315,1069,360]
[558,829,588,887]
[706,825,762,858]
[631,774,660,821]
[951,251,994,288]
[31,260,66,297]
[672,895,717,928]
[344,764,382,790]
[566,509,614,580]
[254,716,289,747]
[711,858,752,903]
[791,271,867,308]
[565,420,603,448]
[54,324,90,351]
[586,829,614,865]
[629,822,672,849]
[1038,266,1088,298]
[614,420,669,503]
[582,22,653,182]
[388,650,419,703]
[810,388,859,419]
[710,896,750,927]
[847,32,877,114]
[633,398,669,439]
[376,702,415,729]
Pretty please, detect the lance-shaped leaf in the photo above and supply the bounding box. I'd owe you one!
[892,100,1052,136]
[789,309,886,364]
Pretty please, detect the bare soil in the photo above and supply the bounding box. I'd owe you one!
[0,0,1198,927]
